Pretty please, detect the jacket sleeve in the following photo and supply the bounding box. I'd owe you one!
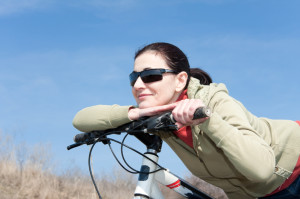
[198,91,276,182]
[72,104,133,132]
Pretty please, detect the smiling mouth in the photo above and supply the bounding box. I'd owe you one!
[138,94,152,99]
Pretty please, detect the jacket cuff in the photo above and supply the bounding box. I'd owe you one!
[109,105,133,128]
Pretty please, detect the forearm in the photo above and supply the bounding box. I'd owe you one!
[73,104,133,132]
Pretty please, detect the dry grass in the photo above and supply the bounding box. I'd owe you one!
[0,159,136,199]
[0,131,227,199]
[0,131,136,199]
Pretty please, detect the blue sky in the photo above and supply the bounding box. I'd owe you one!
[0,0,299,177]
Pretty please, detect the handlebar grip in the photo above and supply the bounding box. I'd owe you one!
[170,106,211,123]
[192,106,211,119]
[74,132,90,143]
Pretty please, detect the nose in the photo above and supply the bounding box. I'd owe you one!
[133,76,145,89]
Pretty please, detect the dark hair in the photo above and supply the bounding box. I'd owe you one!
[134,42,212,87]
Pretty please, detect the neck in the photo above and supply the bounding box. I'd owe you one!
[169,89,186,104]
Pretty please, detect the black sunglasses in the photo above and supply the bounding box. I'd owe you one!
[129,68,176,86]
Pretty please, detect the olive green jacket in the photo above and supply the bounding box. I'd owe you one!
[73,77,300,199]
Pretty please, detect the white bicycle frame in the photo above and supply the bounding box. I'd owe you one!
[133,149,213,199]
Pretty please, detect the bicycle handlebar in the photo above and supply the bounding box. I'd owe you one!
[67,106,212,199]
[170,106,211,123]
[192,106,211,119]
[68,106,211,150]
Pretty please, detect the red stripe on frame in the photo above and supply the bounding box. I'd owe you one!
[166,180,180,189]
[170,183,181,189]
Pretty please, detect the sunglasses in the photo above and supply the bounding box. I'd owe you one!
[129,68,176,86]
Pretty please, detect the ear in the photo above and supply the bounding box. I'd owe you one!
[175,71,188,92]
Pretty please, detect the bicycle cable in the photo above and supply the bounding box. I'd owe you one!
[88,138,102,199]
[107,136,166,174]
[120,133,166,174]
[87,133,167,199]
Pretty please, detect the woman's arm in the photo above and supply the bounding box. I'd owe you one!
[199,91,275,182]
[165,94,275,181]
[72,104,133,132]
[72,103,178,132]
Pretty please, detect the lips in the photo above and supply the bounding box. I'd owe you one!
[138,93,152,100]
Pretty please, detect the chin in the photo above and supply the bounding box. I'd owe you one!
[138,104,150,109]
[137,101,156,109]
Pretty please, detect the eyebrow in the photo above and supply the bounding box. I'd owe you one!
[133,67,153,72]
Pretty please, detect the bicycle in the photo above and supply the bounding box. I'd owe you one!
[67,107,214,199]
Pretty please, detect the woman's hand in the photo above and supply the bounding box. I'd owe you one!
[128,99,209,128]
[172,99,208,128]
[128,103,177,120]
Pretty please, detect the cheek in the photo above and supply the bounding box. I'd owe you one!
[155,87,175,103]
[132,88,138,100]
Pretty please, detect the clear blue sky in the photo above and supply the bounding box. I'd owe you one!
[0,0,299,177]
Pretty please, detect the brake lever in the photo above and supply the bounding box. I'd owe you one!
[145,107,211,133]
[145,112,178,133]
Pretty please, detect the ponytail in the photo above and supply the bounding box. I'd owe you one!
[190,68,212,85]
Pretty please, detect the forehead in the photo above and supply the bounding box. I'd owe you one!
[134,51,169,72]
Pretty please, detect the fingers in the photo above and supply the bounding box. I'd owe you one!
[176,122,184,129]
[176,118,206,129]
[172,99,206,126]
[151,103,178,113]
[128,107,139,120]
[132,99,208,128]
[139,102,178,118]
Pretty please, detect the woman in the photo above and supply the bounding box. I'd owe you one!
[73,42,300,199]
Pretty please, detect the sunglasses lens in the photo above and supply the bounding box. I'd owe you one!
[140,69,163,84]
[129,72,138,86]
[130,79,137,86]
[129,69,173,86]
[141,74,162,83]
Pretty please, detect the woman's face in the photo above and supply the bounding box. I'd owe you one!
[132,51,184,109]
